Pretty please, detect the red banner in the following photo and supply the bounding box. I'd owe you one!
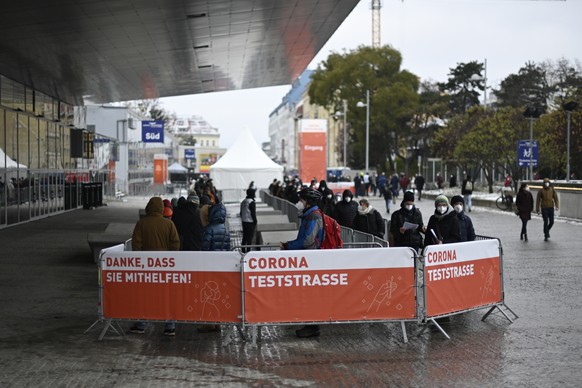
[298,119,327,183]
[243,248,417,323]
[423,239,502,317]
[100,248,242,323]
[153,154,168,185]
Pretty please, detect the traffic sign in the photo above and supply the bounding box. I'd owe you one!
[517,140,538,167]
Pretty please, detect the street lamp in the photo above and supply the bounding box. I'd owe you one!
[470,58,488,108]
[357,90,370,172]
[523,106,542,180]
[563,101,578,181]
[334,99,348,167]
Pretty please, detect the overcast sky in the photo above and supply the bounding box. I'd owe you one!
[159,0,581,149]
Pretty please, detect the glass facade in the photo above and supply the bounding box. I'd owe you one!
[0,74,85,228]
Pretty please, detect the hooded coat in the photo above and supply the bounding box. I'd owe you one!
[132,197,180,251]
[332,190,358,228]
[202,203,231,251]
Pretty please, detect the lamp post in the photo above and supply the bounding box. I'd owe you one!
[523,107,541,180]
[563,101,578,181]
[357,90,370,172]
[334,99,348,167]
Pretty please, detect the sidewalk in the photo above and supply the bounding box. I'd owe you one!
[1,195,581,386]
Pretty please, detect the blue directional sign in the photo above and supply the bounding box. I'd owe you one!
[518,140,538,167]
[142,120,164,143]
[184,148,196,160]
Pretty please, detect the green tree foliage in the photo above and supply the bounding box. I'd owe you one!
[433,106,527,192]
[308,45,419,171]
[493,61,552,113]
[439,61,484,115]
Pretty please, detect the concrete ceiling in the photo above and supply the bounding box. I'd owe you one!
[0,0,359,105]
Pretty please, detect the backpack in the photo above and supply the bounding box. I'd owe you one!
[318,210,343,249]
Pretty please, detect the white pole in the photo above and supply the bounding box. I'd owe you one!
[566,110,571,181]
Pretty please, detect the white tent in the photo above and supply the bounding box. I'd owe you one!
[168,162,188,173]
[0,148,27,169]
[210,127,283,190]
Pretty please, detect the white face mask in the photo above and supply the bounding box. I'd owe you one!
[358,205,365,212]
[405,204,413,211]
[437,206,448,214]
[327,194,332,199]
[544,182,550,187]
[454,204,463,213]
[295,201,305,212]
[344,197,352,203]
[525,187,530,192]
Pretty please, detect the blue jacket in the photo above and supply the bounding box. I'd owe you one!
[286,205,324,250]
[202,203,231,251]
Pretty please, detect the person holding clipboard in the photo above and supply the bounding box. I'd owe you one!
[389,191,425,252]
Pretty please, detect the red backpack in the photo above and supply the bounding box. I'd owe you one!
[318,210,343,249]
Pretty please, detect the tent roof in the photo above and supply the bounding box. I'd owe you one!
[0,148,27,169]
[168,162,188,173]
[211,128,283,171]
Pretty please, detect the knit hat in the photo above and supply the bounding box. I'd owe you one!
[163,199,172,208]
[451,195,464,205]
[403,191,415,203]
[187,193,200,205]
[435,194,449,206]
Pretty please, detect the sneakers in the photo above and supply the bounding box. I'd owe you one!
[129,326,145,334]
[295,325,320,338]
[163,328,176,336]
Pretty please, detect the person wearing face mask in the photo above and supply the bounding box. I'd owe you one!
[332,189,358,228]
[426,195,461,246]
[354,198,385,238]
[317,180,335,216]
[389,191,425,251]
[280,187,324,339]
[535,178,559,241]
[515,183,534,241]
[450,195,475,242]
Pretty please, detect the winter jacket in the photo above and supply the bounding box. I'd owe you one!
[426,210,461,246]
[286,205,324,250]
[354,206,385,238]
[461,179,473,195]
[390,206,424,249]
[172,201,204,251]
[132,197,180,251]
[202,203,231,251]
[240,197,257,224]
[456,211,476,242]
[333,200,358,228]
[535,179,559,211]
[516,189,534,221]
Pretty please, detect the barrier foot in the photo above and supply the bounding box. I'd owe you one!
[84,319,101,334]
[400,321,409,344]
[482,303,518,323]
[250,326,258,347]
[416,319,450,340]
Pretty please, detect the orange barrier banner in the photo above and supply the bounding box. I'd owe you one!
[423,239,502,317]
[243,248,416,323]
[100,247,242,323]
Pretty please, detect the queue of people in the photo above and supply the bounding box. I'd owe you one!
[129,177,229,336]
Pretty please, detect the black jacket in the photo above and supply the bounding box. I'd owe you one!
[172,202,204,251]
[333,200,358,228]
[426,210,461,246]
[390,206,424,249]
[354,207,385,238]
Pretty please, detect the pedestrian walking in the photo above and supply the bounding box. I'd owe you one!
[461,174,474,212]
[415,173,425,201]
[535,178,559,241]
[515,183,534,241]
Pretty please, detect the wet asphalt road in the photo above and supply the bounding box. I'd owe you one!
[0,194,581,387]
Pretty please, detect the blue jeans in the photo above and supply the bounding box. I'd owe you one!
[541,207,554,237]
[465,194,472,210]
